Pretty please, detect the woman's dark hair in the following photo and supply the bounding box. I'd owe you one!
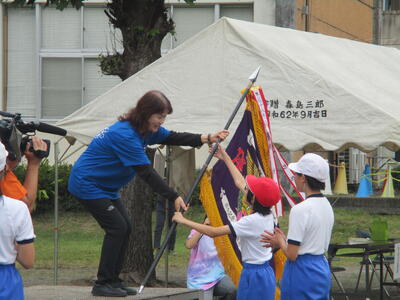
[304,174,325,190]
[118,90,173,133]
[253,199,272,216]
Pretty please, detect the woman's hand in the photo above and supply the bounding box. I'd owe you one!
[260,227,286,249]
[173,212,185,224]
[210,130,229,143]
[174,196,188,212]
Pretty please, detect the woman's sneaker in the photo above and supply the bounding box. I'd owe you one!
[91,283,127,297]
[111,282,138,295]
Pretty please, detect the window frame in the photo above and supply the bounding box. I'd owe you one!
[35,3,122,122]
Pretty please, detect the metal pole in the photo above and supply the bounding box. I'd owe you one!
[138,66,261,294]
[164,145,172,287]
[373,0,382,45]
[53,140,59,285]
[304,0,309,32]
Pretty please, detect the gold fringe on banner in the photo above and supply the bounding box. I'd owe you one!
[247,88,273,179]
[274,249,286,279]
[200,170,243,287]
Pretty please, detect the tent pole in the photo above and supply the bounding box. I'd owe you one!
[59,144,86,162]
[53,140,59,285]
[138,66,261,294]
[164,145,172,287]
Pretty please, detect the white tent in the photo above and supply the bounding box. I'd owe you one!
[49,18,400,283]
[56,17,400,153]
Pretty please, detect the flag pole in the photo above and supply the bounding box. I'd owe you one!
[138,66,261,294]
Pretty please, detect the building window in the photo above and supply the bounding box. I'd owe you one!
[384,0,400,10]
[42,7,81,49]
[83,6,122,51]
[7,5,122,121]
[220,4,253,22]
[7,7,36,118]
[42,58,82,119]
[173,6,215,46]
[162,3,253,53]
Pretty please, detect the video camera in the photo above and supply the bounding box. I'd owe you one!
[0,111,67,162]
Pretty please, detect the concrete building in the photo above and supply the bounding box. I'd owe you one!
[0,0,275,120]
[293,0,400,50]
[295,0,374,43]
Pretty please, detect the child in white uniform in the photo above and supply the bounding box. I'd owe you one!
[173,145,281,300]
[0,142,35,300]
[261,153,334,300]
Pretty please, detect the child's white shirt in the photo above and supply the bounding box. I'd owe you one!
[287,196,334,255]
[0,196,35,264]
[230,212,274,264]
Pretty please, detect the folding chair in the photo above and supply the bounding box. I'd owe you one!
[353,255,375,294]
[370,255,396,297]
[331,265,350,300]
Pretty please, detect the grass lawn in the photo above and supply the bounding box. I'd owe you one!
[29,205,207,270]
[25,205,400,283]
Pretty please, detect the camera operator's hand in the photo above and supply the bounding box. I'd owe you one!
[24,136,48,165]
[16,136,48,213]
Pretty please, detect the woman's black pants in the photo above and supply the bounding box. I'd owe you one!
[79,198,132,285]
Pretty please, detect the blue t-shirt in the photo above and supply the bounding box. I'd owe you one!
[68,121,170,200]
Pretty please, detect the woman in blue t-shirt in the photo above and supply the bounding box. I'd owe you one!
[68,90,228,297]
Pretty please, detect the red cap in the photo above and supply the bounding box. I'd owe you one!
[245,175,281,207]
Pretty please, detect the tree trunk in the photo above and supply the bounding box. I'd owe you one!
[120,148,157,285]
[101,0,174,80]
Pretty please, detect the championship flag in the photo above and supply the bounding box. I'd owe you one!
[200,86,300,292]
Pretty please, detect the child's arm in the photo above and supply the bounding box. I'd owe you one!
[185,217,212,249]
[185,231,203,249]
[173,212,231,238]
[16,243,35,269]
[214,145,246,192]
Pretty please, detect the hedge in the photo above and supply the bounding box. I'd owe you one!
[13,160,202,214]
[14,160,82,214]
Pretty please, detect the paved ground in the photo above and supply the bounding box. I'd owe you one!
[24,283,400,300]
[22,264,400,300]
[330,264,400,300]
[25,286,204,300]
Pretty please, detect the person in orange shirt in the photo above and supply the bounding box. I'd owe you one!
[0,136,48,212]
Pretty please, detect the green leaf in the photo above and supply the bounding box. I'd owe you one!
[38,189,49,201]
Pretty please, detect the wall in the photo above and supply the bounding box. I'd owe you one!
[295,0,374,43]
